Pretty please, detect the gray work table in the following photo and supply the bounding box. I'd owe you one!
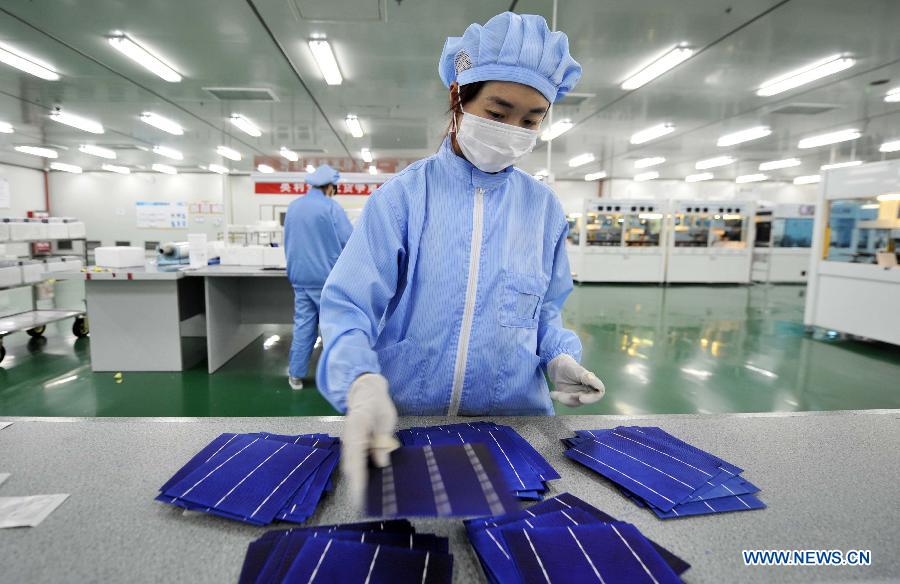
[184,265,292,373]
[56,265,204,371]
[64,264,291,372]
[0,410,897,583]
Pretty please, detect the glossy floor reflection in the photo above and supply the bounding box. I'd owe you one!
[1,284,899,417]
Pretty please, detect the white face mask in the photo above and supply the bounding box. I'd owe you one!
[454,111,539,173]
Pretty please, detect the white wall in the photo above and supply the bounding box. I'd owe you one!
[227,175,368,227]
[552,178,818,214]
[49,171,227,248]
[0,163,46,216]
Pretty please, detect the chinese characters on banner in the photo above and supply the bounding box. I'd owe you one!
[254,182,383,195]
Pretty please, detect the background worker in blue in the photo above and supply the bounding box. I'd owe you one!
[316,12,607,504]
[283,164,352,390]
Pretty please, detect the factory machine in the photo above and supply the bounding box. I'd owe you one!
[567,199,667,283]
[752,204,815,283]
[666,200,755,284]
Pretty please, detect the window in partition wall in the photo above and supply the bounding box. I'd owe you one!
[624,212,662,247]
[826,199,900,264]
[585,211,623,246]
[710,213,747,248]
[772,218,813,248]
[673,213,710,247]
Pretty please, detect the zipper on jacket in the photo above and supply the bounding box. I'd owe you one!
[447,187,485,416]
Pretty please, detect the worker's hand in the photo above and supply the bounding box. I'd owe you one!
[548,354,606,407]
[341,373,400,511]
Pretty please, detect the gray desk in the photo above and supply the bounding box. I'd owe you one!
[186,265,293,373]
[56,267,206,371]
[0,410,897,583]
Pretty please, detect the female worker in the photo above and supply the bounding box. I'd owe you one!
[316,12,606,501]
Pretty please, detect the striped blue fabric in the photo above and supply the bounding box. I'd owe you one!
[239,522,452,584]
[563,426,765,520]
[504,523,683,584]
[157,432,340,526]
[317,137,582,415]
[366,442,520,518]
[398,422,559,499]
[464,492,690,582]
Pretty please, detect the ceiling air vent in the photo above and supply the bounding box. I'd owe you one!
[556,93,595,107]
[770,103,838,115]
[203,87,279,102]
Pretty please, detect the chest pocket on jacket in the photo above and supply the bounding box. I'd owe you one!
[499,271,548,329]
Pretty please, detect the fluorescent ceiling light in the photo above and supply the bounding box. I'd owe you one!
[568,153,595,167]
[695,156,735,170]
[50,162,82,174]
[140,112,183,135]
[0,121,13,133]
[584,171,607,181]
[108,33,181,82]
[152,163,177,175]
[621,44,694,90]
[50,110,104,134]
[216,145,241,161]
[630,123,675,145]
[345,114,364,138]
[860,203,880,209]
[759,158,801,171]
[717,126,771,147]
[876,193,900,201]
[207,163,230,175]
[736,173,767,183]
[152,145,183,160]
[230,113,261,137]
[634,156,665,168]
[540,119,573,142]
[101,163,130,174]
[685,172,714,182]
[879,139,900,153]
[361,148,373,163]
[793,175,821,185]
[257,164,274,174]
[886,87,900,103]
[308,38,343,85]
[305,164,315,173]
[820,160,862,170]
[368,165,378,175]
[14,145,57,158]
[797,128,860,149]
[634,171,659,182]
[279,147,299,162]
[79,144,116,159]
[0,41,59,80]
[756,54,855,97]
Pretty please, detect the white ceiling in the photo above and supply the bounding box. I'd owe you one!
[0,0,898,183]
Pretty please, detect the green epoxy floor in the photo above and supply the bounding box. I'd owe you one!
[1,284,899,417]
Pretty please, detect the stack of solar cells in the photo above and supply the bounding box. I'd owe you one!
[397,421,560,500]
[563,426,765,519]
[238,520,453,584]
[465,492,690,584]
[157,432,340,525]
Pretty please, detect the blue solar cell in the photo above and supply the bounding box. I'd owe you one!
[281,538,453,584]
[504,523,682,584]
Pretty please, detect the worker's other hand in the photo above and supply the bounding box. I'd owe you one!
[341,373,400,511]
[548,354,606,407]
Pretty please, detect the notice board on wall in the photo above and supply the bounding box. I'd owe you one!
[136,201,188,229]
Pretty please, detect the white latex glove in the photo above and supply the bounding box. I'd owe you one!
[547,354,606,407]
[341,373,400,510]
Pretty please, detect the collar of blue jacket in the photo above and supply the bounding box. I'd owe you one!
[437,136,516,190]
